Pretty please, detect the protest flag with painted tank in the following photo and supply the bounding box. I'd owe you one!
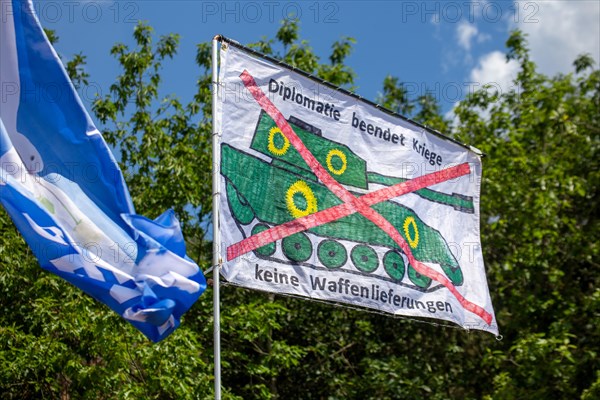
[216,41,497,334]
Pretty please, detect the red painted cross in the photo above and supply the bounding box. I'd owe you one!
[226,70,492,325]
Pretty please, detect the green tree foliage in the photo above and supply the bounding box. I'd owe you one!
[453,30,600,399]
[1,21,598,399]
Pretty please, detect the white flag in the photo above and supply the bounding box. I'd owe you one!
[216,43,497,334]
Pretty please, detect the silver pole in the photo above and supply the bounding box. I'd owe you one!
[211,35,222,400]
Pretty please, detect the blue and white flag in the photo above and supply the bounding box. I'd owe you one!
[0,0,206,342]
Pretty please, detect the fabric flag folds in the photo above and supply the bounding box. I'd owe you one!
[0,0,206,342]
[216,43,498,334]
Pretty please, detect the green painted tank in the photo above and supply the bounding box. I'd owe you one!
[221,111,474,289]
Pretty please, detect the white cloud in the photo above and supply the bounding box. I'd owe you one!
[469,51,520,95]
[455,21,491,66]
[457,21,478,51]
[453,1,598,122]
[446,52,519,122]
[477,32,491,44]
[516,1,600,75]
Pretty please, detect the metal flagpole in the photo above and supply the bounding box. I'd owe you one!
[211,34,222,400]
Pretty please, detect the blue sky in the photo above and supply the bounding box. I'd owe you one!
[31,1,600,116]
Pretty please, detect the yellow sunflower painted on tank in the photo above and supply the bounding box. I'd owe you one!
[286,180,318,219]
[326,148,347,176]
[267,127,290,156]
[403,216,419,249]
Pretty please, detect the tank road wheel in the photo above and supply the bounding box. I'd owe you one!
[318,240,347,269]
[408,265,432,289]
[251,224,276,257]
[226,181,254,225]
[383,251,405,281]
[350,245,379,273]
[282,232,312,263]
